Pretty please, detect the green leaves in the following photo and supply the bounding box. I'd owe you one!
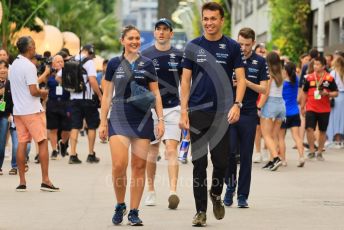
[269,0,311,62]
[45,0,120,55]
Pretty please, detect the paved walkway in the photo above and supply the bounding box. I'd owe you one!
[0,133,343,230]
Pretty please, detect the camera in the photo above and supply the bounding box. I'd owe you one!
[36,55,57,75]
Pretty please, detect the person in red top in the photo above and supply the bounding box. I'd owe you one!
[301,56,338,161]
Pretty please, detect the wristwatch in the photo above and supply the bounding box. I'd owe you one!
[234,101,243,109]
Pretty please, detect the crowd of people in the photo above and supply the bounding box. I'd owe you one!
[0,1,343,227]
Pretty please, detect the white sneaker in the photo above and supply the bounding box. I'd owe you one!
[145,191,156,206]
[297,157,305,167]
[281,161,287,167]
[332,142,342,149]
[262,149,269,162]
[253,153,262,163]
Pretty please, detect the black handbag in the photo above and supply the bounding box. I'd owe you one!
[120,56,156,112]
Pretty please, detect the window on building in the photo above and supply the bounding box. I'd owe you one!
[244,0,253,17]
[235,1,242,24]
[330,18,340,45]
[257,0,267,9]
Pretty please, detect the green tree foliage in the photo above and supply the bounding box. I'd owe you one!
[216,0,231,36]
[1,0,49,52]
[45,0,120,55]
[269,0,311,62]
[96,0,114,14]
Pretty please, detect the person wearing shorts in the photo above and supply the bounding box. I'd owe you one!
[58,44,102,164]
[258,52,286,171]
[45,55,71,159]
[141,18,183,209]
[99,25,164,226]
[301,56,338,161]
[279,61,305,168]
[9,36,59,192]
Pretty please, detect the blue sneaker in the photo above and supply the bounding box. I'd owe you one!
[112,203,127,225]
[128,209,143,226]
[237,195,249,208]
[223,189,234,206]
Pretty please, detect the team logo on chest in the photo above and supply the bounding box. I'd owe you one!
[323,81,329,87]
[138,61,145,67]
[152,59,159,66]
[169,53,176,59]
[252,60,258,65]
[219,43,226,49]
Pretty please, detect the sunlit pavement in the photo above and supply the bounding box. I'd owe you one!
[0,132,343,230]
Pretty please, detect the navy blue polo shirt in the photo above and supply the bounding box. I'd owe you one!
[105,55,157,99]
[141,45,182,108]
[47,75,70,101]
[241,52,269,115]
[182,35,245,112]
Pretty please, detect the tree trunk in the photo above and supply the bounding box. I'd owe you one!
[158,0,180,20]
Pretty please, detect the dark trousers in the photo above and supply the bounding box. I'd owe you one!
[225,114,257,199]
[189,111,230,212]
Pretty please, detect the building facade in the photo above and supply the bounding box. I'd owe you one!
[311,0,344,53]
[231,0,270,43]
[116,0,158,31]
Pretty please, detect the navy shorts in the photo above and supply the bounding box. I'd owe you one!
[281,114,301,129]
[46,100,72,131]
[70,99,100,129]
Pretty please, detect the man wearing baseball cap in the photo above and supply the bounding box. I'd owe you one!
[142,18,183,210]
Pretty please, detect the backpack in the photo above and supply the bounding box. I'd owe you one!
[62,57,90,93]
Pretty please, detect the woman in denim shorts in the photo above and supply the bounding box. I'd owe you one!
[258,52,286,171]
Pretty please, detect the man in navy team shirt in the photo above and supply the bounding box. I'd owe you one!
[141,18,183,210]
[224,27,269,208]
[179,2,246,226]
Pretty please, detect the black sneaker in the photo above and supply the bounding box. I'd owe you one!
[40,183,60,192]
[34,154,40,164]
[16,184,27,192]
[307,152,315,159]
[58,140,68,157]
[209,190,225,220]
[112,203,127,225]
[270,157,282,171]
[51,150,59,160]
[192,211,206,227]
[69,155,82,164]
[86,153,100,163]
[80,130,85,136]
[0,169,3,175]
[262,161,273,169]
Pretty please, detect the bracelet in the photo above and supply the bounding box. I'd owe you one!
[158,117,164,121]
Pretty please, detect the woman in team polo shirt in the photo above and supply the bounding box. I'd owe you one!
[99,25,164,226]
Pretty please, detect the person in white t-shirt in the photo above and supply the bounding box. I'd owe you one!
[9,36,59,192]
[58,44,102,164]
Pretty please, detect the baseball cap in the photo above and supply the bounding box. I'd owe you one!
[155,18,173,30]
[81,44,95,57]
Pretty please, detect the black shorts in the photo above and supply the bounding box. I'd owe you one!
[305,111,330,132]
[281,114,301,129]
[46,100,72,131]
[70,99,100,129]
